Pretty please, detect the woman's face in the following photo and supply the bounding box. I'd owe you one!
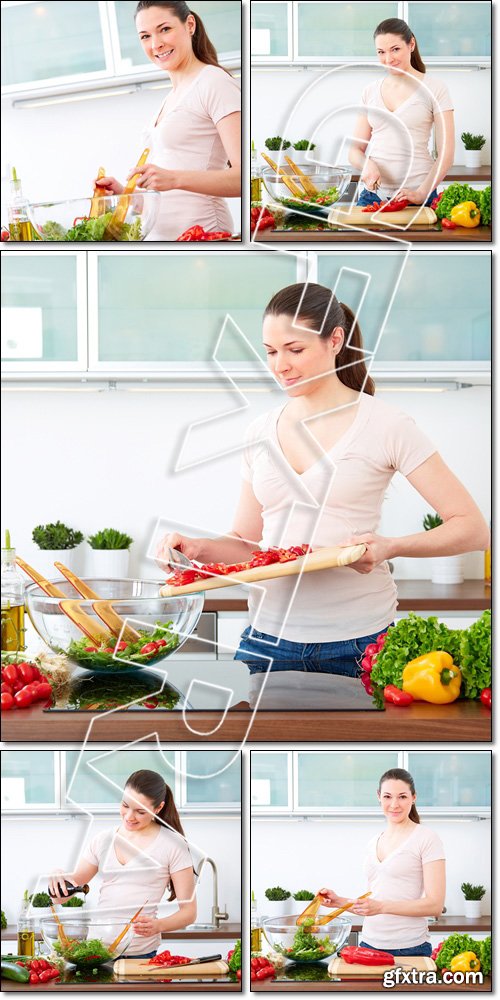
[136,6,196,71]
[378,779,416,823]
[375,33,414,73]
[120,785,164,831]
[263,313,343,396]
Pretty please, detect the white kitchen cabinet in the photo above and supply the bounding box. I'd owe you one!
[64,748,176,810]
[294,751,399,812]
[295,1,398,61]
[405,752,491,812]
[406,2,491,62]
[251,752,292,811]
[251,2,293,61]
[1,751,59,811]
[181,751,241,810]
[1,252,88,374]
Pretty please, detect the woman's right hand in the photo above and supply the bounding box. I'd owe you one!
[47,871,76,903]
[94,176,124,195]
[156,532,202,567]
[360,160,381,192]
[317,888,348,908]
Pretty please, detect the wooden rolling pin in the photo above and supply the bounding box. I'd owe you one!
[113,958,229,977]
[160,544,366,597]
[328,205,437,227]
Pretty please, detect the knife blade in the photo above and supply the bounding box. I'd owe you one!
[149,954,223,970]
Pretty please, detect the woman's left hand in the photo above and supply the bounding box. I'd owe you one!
[341,534,393,574]
[129,163,178,191]
[133,916,161,936]
[398,187,427,205]
[350,897,384,916]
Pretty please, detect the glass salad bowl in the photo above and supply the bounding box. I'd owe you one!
[261,166,352,216]
[262,914,352,964]
[27,192,160,241]
[39,915,135,966]
[25,578,203,673]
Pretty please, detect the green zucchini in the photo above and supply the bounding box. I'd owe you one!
[1,959,30,982]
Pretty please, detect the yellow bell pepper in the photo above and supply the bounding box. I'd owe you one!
[450,202,481,228]
[402,651,462,704]
[450,952,481,973]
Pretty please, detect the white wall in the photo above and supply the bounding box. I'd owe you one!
[251,815,491,918]
[1,384,490,581]
[0,84,241,233]
[0,811,241,928]
[251,66,492,169]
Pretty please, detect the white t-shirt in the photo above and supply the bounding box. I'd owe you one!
[145,64,241,241]
[361,75,454,199]
[362,824,446,949]
[82,826,193,955]
[240,393,436,642]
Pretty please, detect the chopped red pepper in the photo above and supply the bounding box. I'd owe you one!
[383,684,414,707]
[441,218,457,230]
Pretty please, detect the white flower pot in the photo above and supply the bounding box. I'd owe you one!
[464,149,482,168]
[32,548,77,581]
[431,555,464,585]
[88,548,130,579]
[464,899,482,918]
[263,897,294,921]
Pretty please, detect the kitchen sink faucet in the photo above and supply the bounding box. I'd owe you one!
[197,856,229,927]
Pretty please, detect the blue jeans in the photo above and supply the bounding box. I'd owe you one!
[357,188,438,207]
[359,940,433,957]
[233,626,390,676]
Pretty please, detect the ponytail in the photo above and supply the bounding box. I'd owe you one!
[264,283,375,396]
[125,770,192,901]
[373,18,426,73]
[135,1,232,75]
[378,768,421,823]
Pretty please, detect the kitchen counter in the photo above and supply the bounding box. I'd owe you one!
[350,915,491,933]
[2,924,241,942]
[251,975,491,991]
[1,697,490,742]
[260,224,492,243]
[204,580,491,613]
[1,976,239,992]
[349,166,491,183]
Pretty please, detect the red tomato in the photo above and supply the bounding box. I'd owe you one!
[140,642,158,655]
[1,682,13,696]
[85,646,98,652]
[18,662,35,684]
[115,641,128,652]
[155,639,167,648]
[1,229,10,241]
[3,664,19,685]
[33,681,53,701]
[1,692,15,711]
[29,972,40,983]
[103,647,115,653]
[14,684,38,708]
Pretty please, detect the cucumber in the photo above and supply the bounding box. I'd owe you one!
[1,960,30,983]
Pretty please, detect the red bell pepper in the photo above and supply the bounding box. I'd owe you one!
[378,198,409,212]
[441,218,457,230]
[341,946,395,966]
[480,688,491,708]
[383,684,414,707]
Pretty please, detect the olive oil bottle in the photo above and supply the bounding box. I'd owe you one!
[17,891,35,958]
[8,167,34,242]
[250,891,262,951]
[251,141,262,203]
[1,530,26,653]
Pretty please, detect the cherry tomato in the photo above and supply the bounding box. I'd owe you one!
[155,639,167,648]
[33,681,53,701]
[29,972,40,983]
[18,662,35,684]
[14,687,36,708]
[1,692,15,711]
[1,228,10,241]
[1,682,13,696]
[103,647,115,653]
[140,642,158,655]
[3,664,19,685]
[85,646,98,652]
[115,641,128,652]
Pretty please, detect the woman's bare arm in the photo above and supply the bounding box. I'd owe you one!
[48,862,99,902]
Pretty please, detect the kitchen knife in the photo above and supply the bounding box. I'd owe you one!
[158,954,223,969]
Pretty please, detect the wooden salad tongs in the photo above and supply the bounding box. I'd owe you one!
[284,155,319,197]
[108,902,148,954]
[50,903,71,948]
[54,562,141,644]
[297,891,372,928]
[16,557,110,645]
[103,147,150,241]
[260,152,304,198]
[89,166,106,217]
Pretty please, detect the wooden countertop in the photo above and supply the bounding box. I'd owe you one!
[1,698,490,742]
[0,982,239,992]
[349,165,491,182]
[350,915,491,933]
[204,580,491,614]
[2,924,241,942]
[261,226,492,243]
[251,977,491,992]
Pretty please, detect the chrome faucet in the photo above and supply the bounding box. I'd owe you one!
[197,856,229,927]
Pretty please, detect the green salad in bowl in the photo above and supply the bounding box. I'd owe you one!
[261,166,351,217]
[262,914,352,964]
[28,192,159,242]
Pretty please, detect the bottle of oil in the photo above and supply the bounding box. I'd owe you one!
[1,530,26,654]
[251,141,262,203]
[8,167,34,242]
[48,879,90,899]
[484,525,491,587]
[17,891,35,958]
[250,891,262,952]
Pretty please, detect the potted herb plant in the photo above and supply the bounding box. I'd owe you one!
[461,882,486,919]
[264,886,293,918]
[423,512,463,585]
[292,139,317,167]
[87,528,133,578]
[461,132,486,169]
[264,136,291,153]
[293,890,315,902]
[32,521,83,577]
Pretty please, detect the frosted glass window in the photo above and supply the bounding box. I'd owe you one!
[297,2,398,58]
[1,751,56,807]
[185,752,241,804]
[408,3,491,59]
[1,256,79,363]
[251,753,289,807]
[297,752,399,808]
[97,254,298,362]
[407,753,491,808]
[251,3,289,57]
[1,2,106,87]
[317,254,491,362]
[115,1,241,69]
[65,749,175,806]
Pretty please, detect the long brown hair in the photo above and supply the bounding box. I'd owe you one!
[125,770,191,900]
[374,18,426,73]
[378,768,420,823]
[135,1,232,74]
[264,283,375,396]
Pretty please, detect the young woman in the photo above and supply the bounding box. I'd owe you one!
[157,282,488,679]
[350,18,455,207]
[97,1,241,240]
[320,768,446,956]
[48,770,196,959]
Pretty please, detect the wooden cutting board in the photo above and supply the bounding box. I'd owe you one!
[328,205,437,227]
[113,958,229,977]
[160,543,366,597]
[329,955,436,978]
